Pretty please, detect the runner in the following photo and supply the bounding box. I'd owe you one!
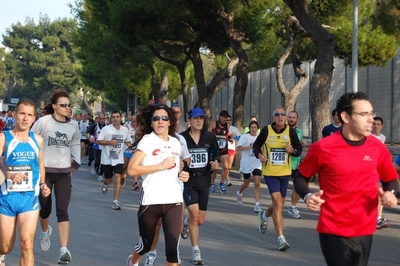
[126,104,189,266]
[180,108,220,265]
[78,112,91,165]
[96,110,132,210]
[0,99,50,266]
[31,88,81,264]
[208,110,233,194]
[235,121,262,213]
[294,92,398,265]
[225,115,240,187]
[85,112,106,181]
[253,106,303,251]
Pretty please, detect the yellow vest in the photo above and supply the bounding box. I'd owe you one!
[262,125,292,176]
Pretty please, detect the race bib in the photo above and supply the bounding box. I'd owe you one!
[189,148,208,168]
[270,148,286,165]
[216,137,227,149]
[6,165,34,192]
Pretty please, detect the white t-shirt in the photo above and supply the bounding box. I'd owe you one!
[228,125,241,151]
[237,133,262,173]
[98,124,130,166]
[372,133,386,143]
[138,132,183,205]
[79,120,91,140]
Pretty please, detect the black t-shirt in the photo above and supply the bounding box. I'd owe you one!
[180,129,220,187]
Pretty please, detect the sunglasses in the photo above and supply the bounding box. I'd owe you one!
[274,112,286,117]
[151,116,170,122]
[56,103,71,108]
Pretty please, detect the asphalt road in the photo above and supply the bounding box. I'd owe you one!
[5,165,400,265]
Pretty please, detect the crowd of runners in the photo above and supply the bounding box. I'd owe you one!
[0,90,398,266]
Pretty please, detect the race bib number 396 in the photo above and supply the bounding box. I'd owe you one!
[189,148,208,168]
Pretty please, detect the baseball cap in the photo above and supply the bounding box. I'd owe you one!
[188,108,205,118]
[219,110,230,117]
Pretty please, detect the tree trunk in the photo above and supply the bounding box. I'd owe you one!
[148,63,160,103]
[6,76,16,104]
[220,7,248,133]
[276,15,308,113]
[177,63,189,121]
[283,0,334,142]
[160,69,168,103]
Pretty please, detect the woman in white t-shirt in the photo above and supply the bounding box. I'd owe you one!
[235,121,263,213]
[126,104,189,266]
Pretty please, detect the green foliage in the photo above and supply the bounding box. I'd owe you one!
[2,15,82,104]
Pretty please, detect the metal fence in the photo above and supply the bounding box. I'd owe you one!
[182,49,400,144]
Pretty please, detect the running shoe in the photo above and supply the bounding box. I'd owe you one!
[258,210,268,234]
[225,180,232,187]
[121,178,126,186]
[192,249,204,265]
[39,225,52,251]
[253,204,261,213]
[81,158,86,165]
[90,166,96,175]
[97,175,104,182]
[145,252,156,265]
[126,254,133,266]
[58,248,72,264]
[210,184,215,193]
[236,191,243,205]
[376,217,391,229]
[88,160,92,167]
[112,200,121,210]
[218,182,226,194]
[288,206,301,219]
[102,184,108,194]
[278,236,290,251]
[0,254,6,266]
[181,215,189,239]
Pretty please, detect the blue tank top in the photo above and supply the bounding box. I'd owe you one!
[0,131,41,196]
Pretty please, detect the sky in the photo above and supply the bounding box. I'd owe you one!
[0,0,74,45]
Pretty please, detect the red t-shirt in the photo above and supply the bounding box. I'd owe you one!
[298,131,398,237]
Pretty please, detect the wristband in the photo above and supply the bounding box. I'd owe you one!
[303,192,312,203]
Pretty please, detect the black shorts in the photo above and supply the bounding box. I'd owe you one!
[102,164,124,179]
[183,186,210,211]
[242,169,262,179]
[80,139,90,145]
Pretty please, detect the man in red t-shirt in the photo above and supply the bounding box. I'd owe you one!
[294,91,398,266]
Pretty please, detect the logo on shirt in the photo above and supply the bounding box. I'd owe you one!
[363,155,372,161]
[48,131,71,147]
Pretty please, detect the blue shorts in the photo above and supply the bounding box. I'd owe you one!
[264,175,290,197]
[0,193,39,217]
[124,152,133,159]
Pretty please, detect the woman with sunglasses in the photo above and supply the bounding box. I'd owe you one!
[252,106,303,251]
[126,104,189,266]
[31,88,81,264]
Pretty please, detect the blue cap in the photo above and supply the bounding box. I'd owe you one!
[188,108,205,118]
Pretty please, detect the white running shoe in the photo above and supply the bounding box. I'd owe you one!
[39,225,52,251]
[288,206,301,219]
[102,184,108,194]
[97,175,104,182]
[90,166,96,175]
[236,191,243,205]
[0,254,6,266]
[112,200,121,210]
[278,236,290,251]
[58,248,72,264]
[258,211,268,234]
[192,249,204,265]
[145,252,156,265]
[253,204,261,213]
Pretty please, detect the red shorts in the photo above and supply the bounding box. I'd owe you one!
[228,149,236,156]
